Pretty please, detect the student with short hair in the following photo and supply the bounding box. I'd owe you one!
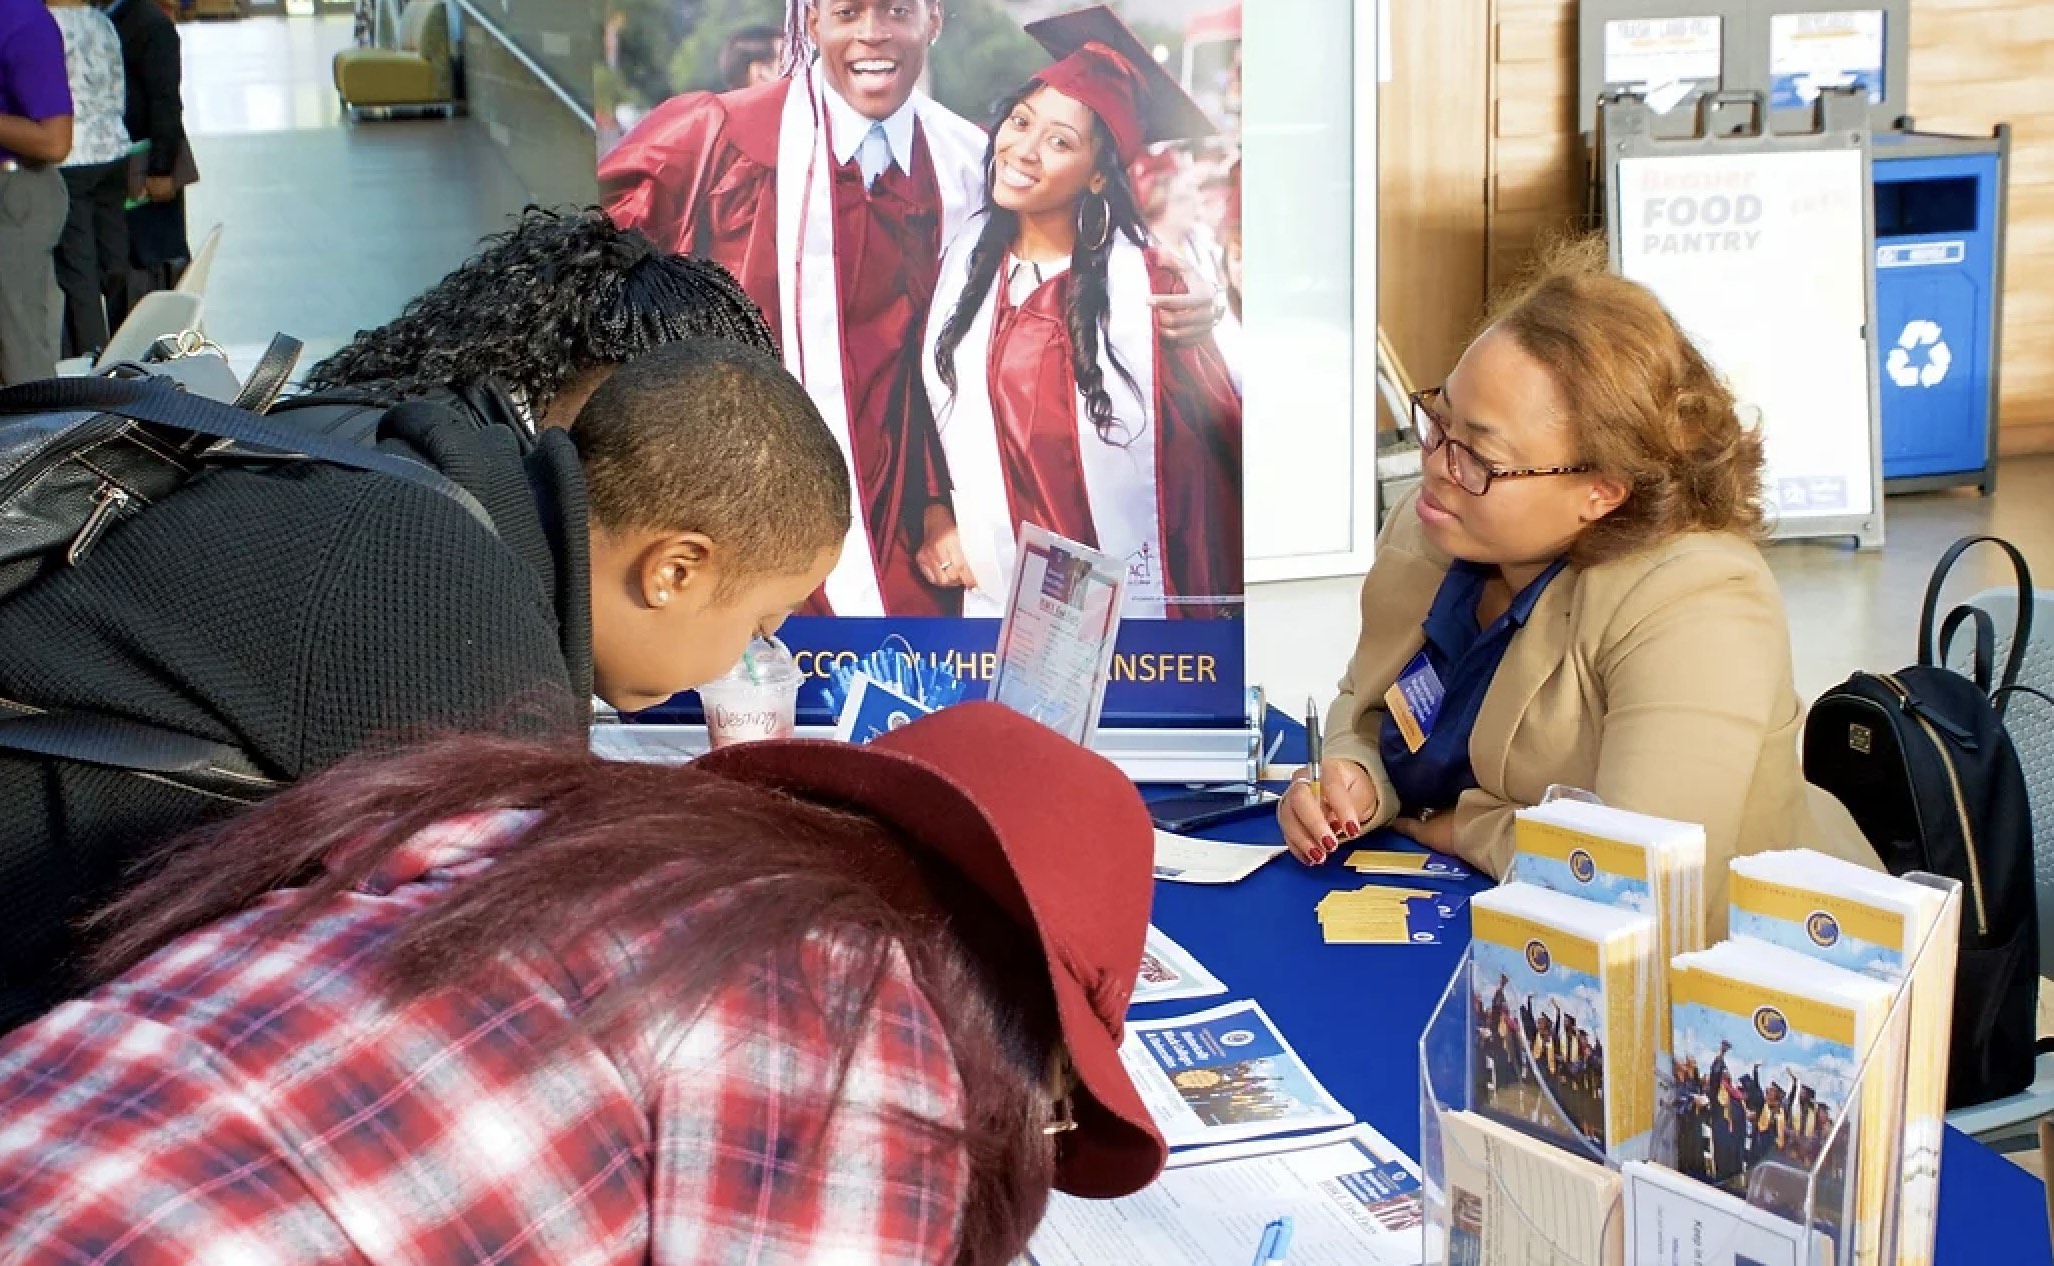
[0,338,850,1034]
[0,704,1168,1264]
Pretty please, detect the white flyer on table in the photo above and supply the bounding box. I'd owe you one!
[1133,926,1228,1006]
[1153,829,1287,885]
[1028,1125,1425,1266]
[1122,1000,1353,1148]
[1624,1161,1830,1266]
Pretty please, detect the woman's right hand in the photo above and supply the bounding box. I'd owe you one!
[917,504,977,590]
[1278,758,1378,866]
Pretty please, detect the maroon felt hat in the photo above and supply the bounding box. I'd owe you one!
[691,701,1166,1198]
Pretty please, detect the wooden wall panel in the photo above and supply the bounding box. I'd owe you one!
[1375,0,1491,411]
[1906,2,2054,456]
[1485,0,1580,297]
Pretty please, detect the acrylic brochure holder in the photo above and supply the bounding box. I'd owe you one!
[1420,873,1961,1266]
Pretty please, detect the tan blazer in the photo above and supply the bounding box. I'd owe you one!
[1326,491,1881,933]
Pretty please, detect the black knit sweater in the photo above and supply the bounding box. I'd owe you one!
[0,398,593,1033]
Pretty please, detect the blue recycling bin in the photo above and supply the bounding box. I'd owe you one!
[1871,132,2007,490]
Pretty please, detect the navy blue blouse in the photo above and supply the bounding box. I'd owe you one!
[1379,558,1567,816]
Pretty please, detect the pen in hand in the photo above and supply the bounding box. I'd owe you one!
[1249,1215,1294,1265]
[1304,697,1323,803]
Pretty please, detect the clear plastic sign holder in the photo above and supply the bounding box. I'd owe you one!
[1418,869,1960,1266]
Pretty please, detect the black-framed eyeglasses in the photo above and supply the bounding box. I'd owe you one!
[1408,385,1593,497]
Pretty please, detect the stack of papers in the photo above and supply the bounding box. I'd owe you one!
[1119,1000,1353,1149]
[1027,1126,1425,1266]
[1727,851,1959,1266]
[1153,829,1286,884]
[1345,848,1478,881]
[1438,1108,1624,1265]
[1625,1159,1831,1266]
[1511,799,1706,966]
[1132,926,1228,1006]
[1470,883,1659,1163]
[1669,938,1909,1266]
[1316,885,1461,945]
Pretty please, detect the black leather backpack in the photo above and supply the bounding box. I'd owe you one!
[1804,536,2049,1109]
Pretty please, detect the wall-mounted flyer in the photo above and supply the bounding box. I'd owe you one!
[1603,17,1722,116]
[1769,10,1886,110]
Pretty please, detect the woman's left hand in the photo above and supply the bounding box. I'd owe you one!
[1390,811,1456,854]
[1150,254,1221,347]
[916,504,977,590]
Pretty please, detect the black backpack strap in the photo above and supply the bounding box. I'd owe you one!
[0,377,493,534]
[230,334,304,414]
[1918,535,2036,702]
[1993,685,2054,715]
[0,703,281,804]
[1938,604,2000,695]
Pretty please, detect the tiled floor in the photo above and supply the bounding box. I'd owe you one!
[180,16,532,369]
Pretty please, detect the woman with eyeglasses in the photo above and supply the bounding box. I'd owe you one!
[0,704,1168,1264]
[1279,237,1879,923]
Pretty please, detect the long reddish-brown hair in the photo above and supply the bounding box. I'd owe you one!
[90,734,1058,1266]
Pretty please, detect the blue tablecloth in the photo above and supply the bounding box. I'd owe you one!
[1136,809,2053,1265]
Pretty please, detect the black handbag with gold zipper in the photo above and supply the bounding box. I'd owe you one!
[1805,536,2049,1110]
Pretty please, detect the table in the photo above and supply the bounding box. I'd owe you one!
[1136,809,2054,1265]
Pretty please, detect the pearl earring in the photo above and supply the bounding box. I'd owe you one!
[656,591,670,605]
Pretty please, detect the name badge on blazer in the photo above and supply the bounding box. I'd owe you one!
[1384,650,1445,753]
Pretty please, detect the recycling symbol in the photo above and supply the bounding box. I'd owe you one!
[1887,320,1951,389]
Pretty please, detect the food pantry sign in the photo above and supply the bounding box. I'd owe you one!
[1616,146,1882,545]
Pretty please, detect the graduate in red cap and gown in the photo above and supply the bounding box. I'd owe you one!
[599,0,988,618]
[913,6,1243,621]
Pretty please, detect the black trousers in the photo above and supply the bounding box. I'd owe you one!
[56,159,132,360]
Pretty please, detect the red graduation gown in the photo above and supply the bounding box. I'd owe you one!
[983,252,1243,616]
[600,81,955,617]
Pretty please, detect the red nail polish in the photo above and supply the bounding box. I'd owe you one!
[1346,821,1360,836]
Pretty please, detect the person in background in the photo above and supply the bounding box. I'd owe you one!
[103,0,185,311]
[718,22,782,91]
[915,14,1241,622]
[1277,235,1880,930]
[299,206,778,442]
[0,704,1167,1265]
[0,0,71,384]
[47,0,127,359]
[1130,142,1239,382]
[0,339,851,1035]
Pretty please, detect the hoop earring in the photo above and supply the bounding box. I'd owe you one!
[1078,193,1111,252]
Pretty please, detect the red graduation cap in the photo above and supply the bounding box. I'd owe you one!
[1025,5,1217,165]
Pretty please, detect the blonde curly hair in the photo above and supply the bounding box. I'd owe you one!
[1483,234,1766,567]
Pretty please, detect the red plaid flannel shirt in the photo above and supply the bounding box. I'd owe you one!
[0,813,968,1263]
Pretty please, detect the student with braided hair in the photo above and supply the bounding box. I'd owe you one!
[299,205,777,444]
[915,10,1242,621]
